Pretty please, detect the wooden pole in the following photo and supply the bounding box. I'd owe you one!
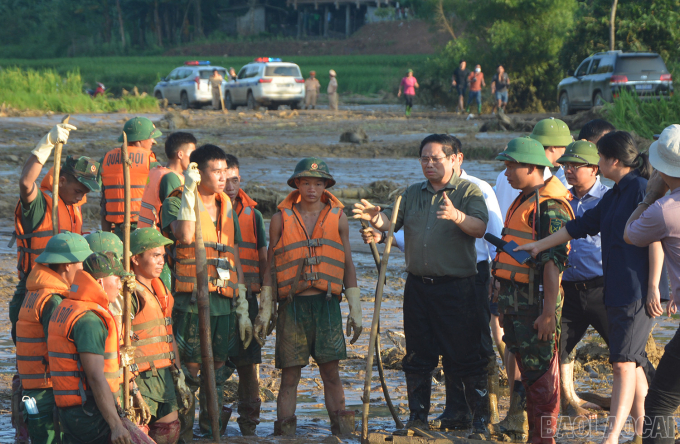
[194,189,221,441]
[361,196,402,443]
[610,0,618,51]
[51,115,70,236]
[219,84,227,114]
[121,132,132,415]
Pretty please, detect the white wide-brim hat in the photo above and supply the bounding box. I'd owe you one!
[649,124,680,178]
[329,69,336,77]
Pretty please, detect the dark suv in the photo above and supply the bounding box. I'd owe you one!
[558,51,673,116]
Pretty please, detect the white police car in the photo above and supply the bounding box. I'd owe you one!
[224,58,305,110]
[153,61,229,109]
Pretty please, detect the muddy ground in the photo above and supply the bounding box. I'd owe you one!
[0,107,674,443]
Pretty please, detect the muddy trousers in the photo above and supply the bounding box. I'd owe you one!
[198,365,234,438]
[23,388,59,444]
[643,328,680,444]
[178,369,200,444]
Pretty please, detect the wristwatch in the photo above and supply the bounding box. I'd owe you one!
[378,231,387,244]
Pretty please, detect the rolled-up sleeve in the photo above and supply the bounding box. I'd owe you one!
[462,188,489,226]
[627,203,667,247]
[566,200,602,239]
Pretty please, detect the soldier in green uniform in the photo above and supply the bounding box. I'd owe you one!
[17,233,93,444]
[491,138,573,444]
[85,231,125,331]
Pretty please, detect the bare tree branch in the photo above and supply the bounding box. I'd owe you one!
[610,0,618,51]
[435,0,456,40]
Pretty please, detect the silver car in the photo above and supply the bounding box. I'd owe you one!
[224,59,305,110]
[153,62,229,109]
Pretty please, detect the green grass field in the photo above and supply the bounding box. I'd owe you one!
[0,54,430,98]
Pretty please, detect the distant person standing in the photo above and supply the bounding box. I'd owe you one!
[304,71,321,110]
[467,65,485,115]
[209,69,224,110]
[328,70,339,111]
[398,69,419,117]
[491,65,510,114]
[452,60,470,114]
[229,67,238,81]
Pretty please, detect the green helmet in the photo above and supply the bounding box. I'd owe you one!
[287,157,336,189]
[529,117,573,147]
[83,252,132,279]
[35,232,93,264]
[558,140,600,165]
[62,156,102,192]
[130,228,173,256]
[496,137,554,168]
[117,117,162,143]
[85,230,124,259]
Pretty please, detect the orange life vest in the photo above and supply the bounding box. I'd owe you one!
[16,264,69,390]
[101,147,156,224]
[12,187,83,280]
[138,166,184,230]
[234,189,261,294]
[166,187,239,298]
[492,176,574,287]
[48,270,122,408]
[130,278,175,374]
[273,190,345,301]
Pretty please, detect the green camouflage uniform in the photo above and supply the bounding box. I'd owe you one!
[497,197,571,385]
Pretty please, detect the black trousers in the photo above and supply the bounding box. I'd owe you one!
[559,281,609,364]
[402,273,487,378]
[643,328,680,444]
[475,261,495,358]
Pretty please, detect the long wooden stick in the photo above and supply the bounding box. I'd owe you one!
[360,220,403,429]
[51,115,70,235]
[121,133,132,414]
[194,189,221,441]
[361,196,402,443]
[219,84,227,114]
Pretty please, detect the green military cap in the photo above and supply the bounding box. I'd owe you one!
[529,117,573,147]
[85,230,124,259]
[130,228,173,256]
[62,156,102,192]
[35,232,93,264]
[407,69,414,74]
[496,137,554,168]
[558,140,600,165]
[117,117,162,143]
[83,252,133,279]
[287,157,336,189]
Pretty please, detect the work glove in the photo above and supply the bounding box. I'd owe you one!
[345,287,363,345]
[31,123,77,165]
[267,289,278,336]
[236,284,253,349]
[253,286,273,346]
[177,162,201,221]
[132,391,152,426]
[119,345,137,368]
[171,366,193,415]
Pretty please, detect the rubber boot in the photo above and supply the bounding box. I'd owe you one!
[148,419,181,444]
[405,373,431,430]
[178,369,200,444]
[219,406,232,437]
[527,354,560,444]
[488,357,500,424]
[12,375,29,444]
[477,103,482,114]
[199,365,233,438]
[493,380,529,442]
[462,373,491,440]
[329,410,355,436]
[273,415,297,436]
[236,399,261,436]
[434,373,471,430]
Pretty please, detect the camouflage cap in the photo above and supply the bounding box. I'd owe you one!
[529,117,573,147]
[83,252,133,279]
[496,137,554,168]
[130,228,173,256]
[117,117,162,143]
[35,232,93,264]
[287,157,336,189]
[85,230,124,259]
[62,156,102,192]
[558,140,600,165]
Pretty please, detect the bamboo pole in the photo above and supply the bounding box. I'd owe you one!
[121,132,132,414]
[51,115,70,235]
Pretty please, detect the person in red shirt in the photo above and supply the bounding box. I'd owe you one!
[398,69,419,117]
[466,65,486,115]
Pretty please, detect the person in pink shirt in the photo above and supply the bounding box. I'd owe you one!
[398,69,419,117]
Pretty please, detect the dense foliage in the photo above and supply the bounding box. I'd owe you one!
[605,90,680,140]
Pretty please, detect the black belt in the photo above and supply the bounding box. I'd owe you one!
[562,276,604,292]
[409,273,463,285]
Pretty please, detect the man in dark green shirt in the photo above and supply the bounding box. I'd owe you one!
[354,134,490,437]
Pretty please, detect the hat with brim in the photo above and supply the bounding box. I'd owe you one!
[62,156,102,192]
[85,230,124,259]
[558,140,600,165]
[496,137,554,168]
[118,117,162,143]
[530,118,573,147]
[83,252,133,279]
[649,124,680,178]
[287,157,336,188]
[329,70,337,77]
[130,228,174,256]
[35,232,93,264]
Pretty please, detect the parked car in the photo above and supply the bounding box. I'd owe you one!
[224,58,305,110]
[153,61,229,109]
[557,51,673,116]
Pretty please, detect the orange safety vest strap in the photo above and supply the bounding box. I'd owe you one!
[239,241,257,249]
[278,270,344,289]
[274,238,345,255]
[16,355,45,361]
[173,274,238,290]
[275,256,345,272]
[132,335,174,347]
[172,256,235,271]
[138,202,156,226]
[240,259,260,267]
[132,352,175,365]
[16,337,47,343]
[501,227,534,240]
[131,317,173,332]
[174,241,235,254]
